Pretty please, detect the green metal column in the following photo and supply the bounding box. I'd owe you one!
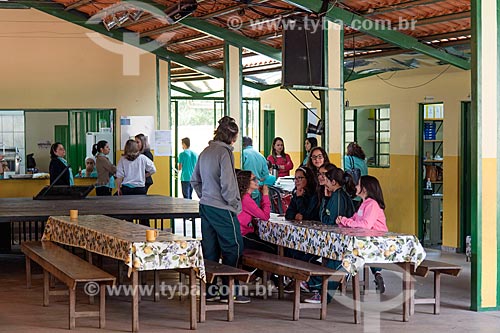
[470,0,500,311]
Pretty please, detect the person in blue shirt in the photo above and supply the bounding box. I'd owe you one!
[242,136,274,203]
[242,136,269,182]
[178,137,198,199]
[344,142,369,208]
[344,142,368,177]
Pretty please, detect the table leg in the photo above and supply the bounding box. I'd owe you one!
[352,273,361,324]
[154,270,160,302]
[189,268,197,330]
[132,270,139,332]
[87,252,95,305]
[278,246,284,299]
[402,262,410,322]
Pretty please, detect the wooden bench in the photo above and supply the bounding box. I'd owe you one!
[409,260,462,314]
[199,260,252,322]
[363,260,462,314]
[242,249,350,321]
[21,241,116,329]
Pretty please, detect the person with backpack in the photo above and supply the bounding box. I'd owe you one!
[336,175,388,294]
[304,165,356,304]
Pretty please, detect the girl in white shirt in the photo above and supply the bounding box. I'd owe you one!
[116,139,156,195]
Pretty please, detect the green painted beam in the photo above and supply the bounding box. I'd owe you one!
[0,2,29,9]
[181,17,282,61]
[24,0,222,78]
[283,0,471,70]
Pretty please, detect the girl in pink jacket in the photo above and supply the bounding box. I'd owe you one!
[236,170,276,253]
[336,175,388,293]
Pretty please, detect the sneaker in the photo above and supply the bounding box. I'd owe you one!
[374,273,386,294]
[304,291,321,304]
[299,281,311,293]
[283,281,295,293]
[220,295,251,304]
[206,294,220,302]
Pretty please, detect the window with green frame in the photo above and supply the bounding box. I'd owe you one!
[344,106,390,167]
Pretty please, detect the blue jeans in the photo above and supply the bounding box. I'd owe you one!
[181,181,193,199]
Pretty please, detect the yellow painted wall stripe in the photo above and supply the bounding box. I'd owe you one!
[481,158,497,307]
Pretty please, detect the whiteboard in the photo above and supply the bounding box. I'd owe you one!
[120,116,155,150]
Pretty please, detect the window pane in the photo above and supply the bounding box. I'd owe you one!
[379,155,390,166]
[379,121,390,131]
[345,132,354,142]
[380,108,390,118]
[345,122,355,132]
[345,109,354,120]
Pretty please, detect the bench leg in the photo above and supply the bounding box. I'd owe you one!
[227,277,234,322]
[99,283,106,328]
[293,280,300,321]
[199,279,206,323]
[69,288,76,329]
[320,277,328,320]
[352,274,361,324]
[434,272,441,315]
[43,270,49,307]
[262,271,268,300]
[25,256,31,289]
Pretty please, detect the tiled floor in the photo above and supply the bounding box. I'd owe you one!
[1,249,499,333]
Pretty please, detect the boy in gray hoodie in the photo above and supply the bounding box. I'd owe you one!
[191,116,249,303]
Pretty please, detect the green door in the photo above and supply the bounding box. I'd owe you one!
[67,110,113,173]
[54,125,69,161]
[263,110,275,156]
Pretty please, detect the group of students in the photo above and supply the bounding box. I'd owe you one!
[48,134,156,197]
[191,116,388,304]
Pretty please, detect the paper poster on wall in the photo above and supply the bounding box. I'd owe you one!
[154,130,172,156]
[120,116,155,150]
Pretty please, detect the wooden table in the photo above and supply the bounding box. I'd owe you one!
[0,195,199,251]
[42,215,205,332]
[257,218,426,322]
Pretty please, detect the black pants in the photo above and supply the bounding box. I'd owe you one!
[121,186,149,225]
[121,186,147,195]
[95,187,112,196]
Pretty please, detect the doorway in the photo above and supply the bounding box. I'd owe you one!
[460,101,474,252]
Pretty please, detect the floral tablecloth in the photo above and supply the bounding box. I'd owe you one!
[258,218,426,275]
[42,215,205,279]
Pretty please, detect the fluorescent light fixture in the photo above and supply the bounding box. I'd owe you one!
[164,0,198,24]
